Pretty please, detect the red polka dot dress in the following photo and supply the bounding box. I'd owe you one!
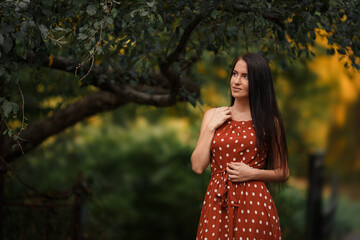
[196,119,282,240]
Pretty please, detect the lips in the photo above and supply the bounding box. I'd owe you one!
[232,87,242,91]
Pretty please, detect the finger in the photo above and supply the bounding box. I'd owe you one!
[230,162,243,165]
[222,110,231,115]
[227,166,239,174]
[224,110,230,115]
[228,174,237,179]
[229,164,241,171]
[227,164,237,170]
[229,162,241,168]
[227,163,237,168]
[226,166,236,174]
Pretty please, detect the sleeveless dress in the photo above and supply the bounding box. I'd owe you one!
[195,119,282,240]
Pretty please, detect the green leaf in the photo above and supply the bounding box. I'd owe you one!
[11,143,17,151]
[140,10,148,17]
[266,2,271,10]
[88,29,96,36]
[211,10,220,19]
[111,8,118,18]
[79,24,89,32]
[106,17,113,25]
[149,14,156,24]
[96,46,103,54]
[86,4,98,16]
[78,33,88,40]
[156,13,163,25]
[53,27,65,32]
[2,100,13,118]
[38,24,48,38]
[130,10,139,18]
[146,1,155,8]
[94,21,101,29]
[3,37,13,53]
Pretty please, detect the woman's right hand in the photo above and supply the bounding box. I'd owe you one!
[207,106,232,131]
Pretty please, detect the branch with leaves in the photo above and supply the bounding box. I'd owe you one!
[0,0,359,163]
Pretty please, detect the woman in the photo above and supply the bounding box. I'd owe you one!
[191,52,289,240]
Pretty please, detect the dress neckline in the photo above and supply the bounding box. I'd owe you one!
[230,118,253,123]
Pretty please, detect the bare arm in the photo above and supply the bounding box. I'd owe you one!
[252,167,289,183]
[190,108,216,174]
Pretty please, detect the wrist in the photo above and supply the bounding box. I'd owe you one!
[251,168,260,181]
[206,124,216,133]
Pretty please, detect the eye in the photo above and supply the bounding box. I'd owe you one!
[243,74,249,79]
[232,71,238,77]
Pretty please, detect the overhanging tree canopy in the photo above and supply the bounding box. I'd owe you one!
[0,0,359,162]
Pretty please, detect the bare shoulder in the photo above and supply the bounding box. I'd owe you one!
[204,107,216,118]
[199,108,216,132]
[204,108,216,122]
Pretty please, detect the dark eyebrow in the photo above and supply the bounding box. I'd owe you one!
[232,70,248,75]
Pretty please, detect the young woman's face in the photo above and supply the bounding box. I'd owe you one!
[230,59,249,99]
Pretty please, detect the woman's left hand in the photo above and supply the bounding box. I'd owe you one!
[226,162,256,182]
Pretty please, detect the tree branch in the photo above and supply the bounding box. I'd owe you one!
[159,13,204,105]
[40,55,200,106]
[0,90,127,162]
[1,55,201,162]
[99,80,175,107]
[164,14,204,66]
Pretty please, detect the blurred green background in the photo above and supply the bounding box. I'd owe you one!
[5,32,360,239]
[1,1,360,239]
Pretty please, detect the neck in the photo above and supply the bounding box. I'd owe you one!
[232,98,251,116]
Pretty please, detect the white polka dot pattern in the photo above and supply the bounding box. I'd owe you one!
[196,119,282,240]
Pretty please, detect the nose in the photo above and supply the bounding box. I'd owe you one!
[234,75,241,84]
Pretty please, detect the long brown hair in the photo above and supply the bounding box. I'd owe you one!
[230,52,289,192]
